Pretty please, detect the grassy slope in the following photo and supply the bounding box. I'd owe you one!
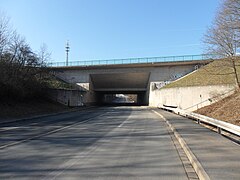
[0,99,70,121]
[163,59,240,88]
[0,76,74,121]
[46,77,72,89]
[162,58,240,125]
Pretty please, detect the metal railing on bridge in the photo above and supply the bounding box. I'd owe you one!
[47,54,217,67]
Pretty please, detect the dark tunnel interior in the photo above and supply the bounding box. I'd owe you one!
[94,91,148,106]
[89,72,150,106]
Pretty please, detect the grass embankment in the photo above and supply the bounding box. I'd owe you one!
[0,99,70,121]
[0,78,73,121]
[163,59,240,88]
[162,59,240,125]
[46,77,73,89]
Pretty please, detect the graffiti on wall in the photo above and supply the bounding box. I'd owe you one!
[152,81,171,90]
[152,69,196,90]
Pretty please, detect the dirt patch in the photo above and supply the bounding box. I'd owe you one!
[195,91,240,126]
[0,99,70,121]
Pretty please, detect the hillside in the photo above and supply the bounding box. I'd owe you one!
[163,58,240,125]
[0,99,70,122]
[195,91,240,126]
[163,58,240,88]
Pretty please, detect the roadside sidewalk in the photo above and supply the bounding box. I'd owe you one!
[155,108,240,180]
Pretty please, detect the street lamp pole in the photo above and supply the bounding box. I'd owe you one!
[66,41,70,66]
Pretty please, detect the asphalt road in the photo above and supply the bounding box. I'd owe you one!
[0,107,192,180]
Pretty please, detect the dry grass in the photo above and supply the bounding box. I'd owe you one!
[195,91,240,126]
[163,59,240,88]
[163,58,240,126]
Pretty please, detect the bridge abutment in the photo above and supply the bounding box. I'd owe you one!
[52,60,209,106]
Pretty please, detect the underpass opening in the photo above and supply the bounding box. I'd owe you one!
[90,72,150,106]
[95,91,147,106]
[103,94,138,105]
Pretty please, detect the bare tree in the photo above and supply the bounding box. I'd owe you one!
[0,12,12,59]
[38,43,51,65]
[204,0,240,89]
[0,13,52,100]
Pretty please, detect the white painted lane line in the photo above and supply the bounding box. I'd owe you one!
[118,118,128,128]
[44,111,131,179]
[152,110,210,180]
[152,110,167,120]
[0,113,107,150]
[46,144,99,180]
[0,119,89,149]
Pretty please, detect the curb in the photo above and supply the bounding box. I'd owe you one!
[0,106,95,125]
[152,110,210,180]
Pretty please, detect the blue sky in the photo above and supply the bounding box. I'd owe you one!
[0,0,220,62]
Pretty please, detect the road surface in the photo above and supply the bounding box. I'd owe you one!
[0,106,239,179]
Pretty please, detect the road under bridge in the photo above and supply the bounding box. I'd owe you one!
[50,55,213,106]
[0,107,239,179]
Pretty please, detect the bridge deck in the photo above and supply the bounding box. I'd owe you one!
[48,54,216,69]
[50,59,213,70]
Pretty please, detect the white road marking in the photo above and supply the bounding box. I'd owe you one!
[152,110,167,120]
[118,117,129,128]
[152,109,210,180]
[0,113,107,149]
[45,111,131,179]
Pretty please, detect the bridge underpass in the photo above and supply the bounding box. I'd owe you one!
[2,55,238,179]
[51,55,214,106]
[90,72,150,105]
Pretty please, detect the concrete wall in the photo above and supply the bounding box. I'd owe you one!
[54,64,197,105]
[48,89,85,107]
[149,84,235,111]
[56,65,196,85]
[82,77,98,105]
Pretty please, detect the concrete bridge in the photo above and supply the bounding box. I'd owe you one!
[50,54,214,106]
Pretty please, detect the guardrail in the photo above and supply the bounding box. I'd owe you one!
[161,106,240,137]
[47,54,217,67]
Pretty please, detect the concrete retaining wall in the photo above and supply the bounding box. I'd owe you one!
[149,84,235,111]
[48,89,85,107]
